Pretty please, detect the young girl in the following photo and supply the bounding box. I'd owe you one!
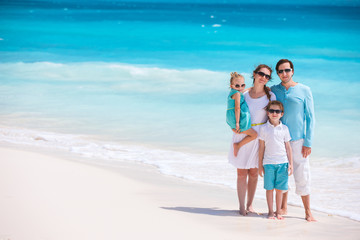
[226,72,258,157]
[258,100,293,220]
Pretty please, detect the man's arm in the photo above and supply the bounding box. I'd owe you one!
[303,87,315,157]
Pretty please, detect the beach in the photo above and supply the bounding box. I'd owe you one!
[1,0,360,235]
[1,146,359,240]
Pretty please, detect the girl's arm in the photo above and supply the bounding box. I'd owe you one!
[258,139,265,177]
[285,141,293,176]
[233,92,241,131]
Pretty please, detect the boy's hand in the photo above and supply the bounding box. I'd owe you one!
[288,164,293,176]
[259,166,264,177]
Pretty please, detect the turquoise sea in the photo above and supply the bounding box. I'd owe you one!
[1,0,360,220]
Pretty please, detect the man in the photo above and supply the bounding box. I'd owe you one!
[271,59,316,222]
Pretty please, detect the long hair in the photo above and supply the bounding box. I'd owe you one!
[252,64,272,100]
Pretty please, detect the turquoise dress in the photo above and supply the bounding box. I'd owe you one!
[226,89,252,131]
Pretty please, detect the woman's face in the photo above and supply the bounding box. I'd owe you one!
[253,67,271,85]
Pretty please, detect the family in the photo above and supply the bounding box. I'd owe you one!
[226,59,316,221]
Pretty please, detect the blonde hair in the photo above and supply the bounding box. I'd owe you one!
[229,72,244,85]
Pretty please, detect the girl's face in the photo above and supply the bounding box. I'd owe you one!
[253,67,271,85]
[231,77,246,92]
[267,104,284,123]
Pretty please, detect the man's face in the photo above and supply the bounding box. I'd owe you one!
[277,62,293,84]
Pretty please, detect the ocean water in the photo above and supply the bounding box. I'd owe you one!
[1,0,360,220]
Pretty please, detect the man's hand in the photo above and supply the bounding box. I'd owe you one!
[302,146,311,158]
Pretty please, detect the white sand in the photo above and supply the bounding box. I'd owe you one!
[0,146,359,240]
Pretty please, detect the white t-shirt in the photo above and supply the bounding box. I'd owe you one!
[259,121,291,165]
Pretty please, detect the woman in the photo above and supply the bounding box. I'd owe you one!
[228,64,276,216]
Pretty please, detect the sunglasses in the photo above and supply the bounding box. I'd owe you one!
[256,71,271,80]
[278,68,292,74]
[268,109,283,114]
[235,84,245,88]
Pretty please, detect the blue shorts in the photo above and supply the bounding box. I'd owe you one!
[263,163,289,191]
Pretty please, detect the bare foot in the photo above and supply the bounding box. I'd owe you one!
[305,210,317,222]
[246,206,257,214]
[279,208,287,215]
[306,214,317,222]
[239,208,247,216]
[233,143,241,157]
[268,212,276,219]
[276,213,284,220]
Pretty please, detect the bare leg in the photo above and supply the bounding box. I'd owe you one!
[237,169,248,216]
[266,189,275,219]
[275,189,284,220]
[246,168,258,213]
[301,195,316,222]
[233,129,257,157]
[279,191,288,215]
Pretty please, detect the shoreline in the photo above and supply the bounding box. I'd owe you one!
[1,145,360,240]
[0,127,359,222]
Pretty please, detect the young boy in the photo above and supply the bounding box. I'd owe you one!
[258,101,293,220]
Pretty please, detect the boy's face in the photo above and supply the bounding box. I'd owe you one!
[231,77,246,92]
[267,104,284,122]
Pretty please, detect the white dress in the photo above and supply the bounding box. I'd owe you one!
[228,91,276,169]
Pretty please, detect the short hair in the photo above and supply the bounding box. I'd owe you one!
[275,59,294,72]
[265,100,284,112]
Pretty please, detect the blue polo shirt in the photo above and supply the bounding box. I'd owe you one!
[271,83,315,147]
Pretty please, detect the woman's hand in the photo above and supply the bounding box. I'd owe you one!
[232,127,242,134]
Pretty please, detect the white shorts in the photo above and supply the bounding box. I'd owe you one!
[290,139,311,196]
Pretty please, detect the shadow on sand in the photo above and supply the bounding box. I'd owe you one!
[161,206,268,218]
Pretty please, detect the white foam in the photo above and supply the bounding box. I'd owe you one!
[1,126,360,222]
[0,62,231,94]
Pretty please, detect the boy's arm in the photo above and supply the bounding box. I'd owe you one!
[233,92,241,131]
[285,141,293,176]
[258,139,265,177]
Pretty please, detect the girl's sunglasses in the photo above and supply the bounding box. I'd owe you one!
[256,71,271,80]
[278,68,292,74]
[235,84,245,88]
[268,109,283,114]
